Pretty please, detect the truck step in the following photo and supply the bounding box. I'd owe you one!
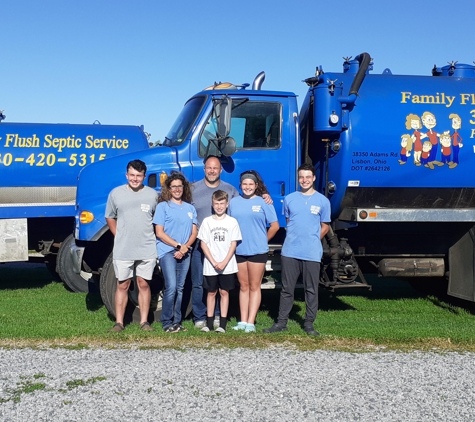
[321,281,373,292]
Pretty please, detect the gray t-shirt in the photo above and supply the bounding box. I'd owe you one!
[105,184,158,260]
[191,179,239,226]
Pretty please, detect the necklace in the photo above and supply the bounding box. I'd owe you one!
[300,192,314,205]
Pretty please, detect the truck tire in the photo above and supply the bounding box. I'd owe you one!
[99,253,166,323]
[57,235,94,293]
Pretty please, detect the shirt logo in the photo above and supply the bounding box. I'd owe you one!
[188,212,193,219]
[310,205,320,215]
[252,205,262,212]
[141,204,151,212]
[213,232,225,242]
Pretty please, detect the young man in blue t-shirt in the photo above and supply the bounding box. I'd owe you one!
[263,163,331,336]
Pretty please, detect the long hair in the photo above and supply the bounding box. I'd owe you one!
[239,169,269,197]
[158,172,192,203]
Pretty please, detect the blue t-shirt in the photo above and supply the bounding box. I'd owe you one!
[153,201,198,258]
[229,196,277,256]
[281,191,331,262]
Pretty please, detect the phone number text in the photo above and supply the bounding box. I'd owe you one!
[0,153,107,167]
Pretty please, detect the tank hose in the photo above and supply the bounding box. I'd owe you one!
[349,52,371,96]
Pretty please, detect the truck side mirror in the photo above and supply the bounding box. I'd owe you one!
[216,96,232,138]
[220,136,236,157]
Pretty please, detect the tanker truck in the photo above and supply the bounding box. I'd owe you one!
[0,119,150,292]
[69,53,475,321]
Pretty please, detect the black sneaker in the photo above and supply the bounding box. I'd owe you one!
[174,323,187,332]
[304,326,320,336]
[262,324,288,333]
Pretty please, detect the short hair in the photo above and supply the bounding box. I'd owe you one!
[297,163,315,176]
[212,190,228,202]
[127,159,147,174]
[449,113,461,120]
[203,155,221,167]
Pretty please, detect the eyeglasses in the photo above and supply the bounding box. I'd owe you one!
[170,185,184,190]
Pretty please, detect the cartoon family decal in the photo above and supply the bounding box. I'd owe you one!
[399,112,462,169]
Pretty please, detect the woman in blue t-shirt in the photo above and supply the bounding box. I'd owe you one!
[153,172,197,333]
[229,170,279,332]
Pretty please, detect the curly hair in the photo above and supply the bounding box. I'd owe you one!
[239,169,269,197]
[158,172,193,203]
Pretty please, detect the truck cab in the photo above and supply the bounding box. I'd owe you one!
[69,78,301,308]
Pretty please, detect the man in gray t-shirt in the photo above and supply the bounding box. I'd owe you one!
[105,159,158,332]
[190,156,239,327]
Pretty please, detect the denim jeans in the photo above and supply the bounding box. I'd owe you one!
[189,241,208,322]
[160,251,191,329]
[190,241,221,321]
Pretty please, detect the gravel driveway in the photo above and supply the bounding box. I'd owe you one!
[1,347,474,421]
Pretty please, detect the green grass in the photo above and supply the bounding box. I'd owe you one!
[0,264,474,351]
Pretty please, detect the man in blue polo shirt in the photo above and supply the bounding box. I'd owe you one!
[263,163,331,336]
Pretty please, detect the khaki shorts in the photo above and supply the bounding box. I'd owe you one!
[113,258,157,282]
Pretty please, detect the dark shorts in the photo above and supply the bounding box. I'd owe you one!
[203,273,236,291]
[236,253,268,264]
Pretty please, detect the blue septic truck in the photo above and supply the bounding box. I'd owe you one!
[0,119,150,290]
[67,53,475,320]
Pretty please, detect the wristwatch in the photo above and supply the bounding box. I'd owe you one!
[175,244,181,251]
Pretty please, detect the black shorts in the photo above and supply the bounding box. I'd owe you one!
[236,253,268,264]
[203,273,236,291]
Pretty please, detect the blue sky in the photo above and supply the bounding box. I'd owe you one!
[3,0,475,142]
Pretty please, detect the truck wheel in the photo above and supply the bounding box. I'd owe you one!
[99,253,165,323]
[57,235,94,293]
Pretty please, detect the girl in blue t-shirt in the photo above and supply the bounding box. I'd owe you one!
[153,172,197,333]
[228,170,279,332]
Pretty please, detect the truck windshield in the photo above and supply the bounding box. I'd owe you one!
[163,96,206,146]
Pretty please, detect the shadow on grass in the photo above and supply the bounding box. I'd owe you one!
[329,274,475,315]
[85,292,105,312]
[0,262,106,314]
[255,273,475,322]
[0,263,55,290]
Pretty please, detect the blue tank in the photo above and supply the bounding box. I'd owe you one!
[300,58,475,221]
[0,122,149,218]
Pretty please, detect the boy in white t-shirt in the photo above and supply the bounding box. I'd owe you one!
[197,190,242,332]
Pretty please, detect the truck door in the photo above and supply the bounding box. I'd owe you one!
[192,96,296,227]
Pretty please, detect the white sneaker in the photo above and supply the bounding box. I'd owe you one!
[200,326,210,332]
[213,316,220,329]
[244,323,256,333]
[215,327,226,333]
[194,320,206,329]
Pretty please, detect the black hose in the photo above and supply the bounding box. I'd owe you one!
[349,53,371,96]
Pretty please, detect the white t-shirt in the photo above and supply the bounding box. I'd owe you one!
[197,214,242,276]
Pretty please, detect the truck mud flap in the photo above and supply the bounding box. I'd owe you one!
[448,228,475,302]
[0,218,28,262]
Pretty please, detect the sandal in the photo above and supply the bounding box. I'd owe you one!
[140,322,155,332]
[109,323,124,332]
